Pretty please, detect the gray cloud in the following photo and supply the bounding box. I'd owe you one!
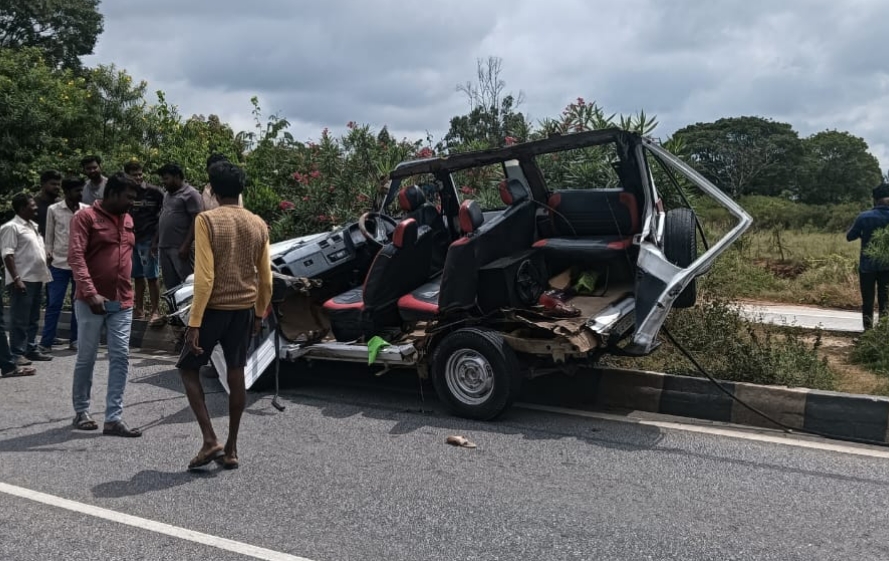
[87,0,889,170]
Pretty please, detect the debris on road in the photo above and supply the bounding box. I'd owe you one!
[446,435,477,449]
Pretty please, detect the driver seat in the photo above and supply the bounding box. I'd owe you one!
[398,185,449,273]
[322,218,433,341]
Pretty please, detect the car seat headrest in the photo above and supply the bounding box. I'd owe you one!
[398,185,426,212]
[393,218,418,249]
[458,200,484,235]
[499,178,530,205]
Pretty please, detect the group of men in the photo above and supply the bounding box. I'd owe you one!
[0,154,270,469]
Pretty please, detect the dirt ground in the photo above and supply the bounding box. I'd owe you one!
[809,333,889,396]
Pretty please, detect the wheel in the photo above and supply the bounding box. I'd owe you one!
[431,328,523,421]
[664,207,698,308]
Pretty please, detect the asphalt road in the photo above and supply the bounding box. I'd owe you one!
[1,350,888,560]
[740,303,863,333]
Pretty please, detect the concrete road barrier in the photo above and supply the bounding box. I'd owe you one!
[524,367,889,445]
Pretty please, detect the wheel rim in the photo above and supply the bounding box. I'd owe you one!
[444,349,495,406]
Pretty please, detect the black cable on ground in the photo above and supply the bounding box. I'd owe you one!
[661,326,889,449]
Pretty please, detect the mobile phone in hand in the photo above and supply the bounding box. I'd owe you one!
[103,300,122,313]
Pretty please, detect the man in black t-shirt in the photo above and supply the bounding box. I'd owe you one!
[125,161,165,325]
[34,170,62,237]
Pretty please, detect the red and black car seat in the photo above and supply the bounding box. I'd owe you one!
[398,178,537,320]
[322,218,433,341]
[398,185,449,273]
[533,189,640,263]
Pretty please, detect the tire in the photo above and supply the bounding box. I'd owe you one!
[664,207,698,309]
[431,328,523,421]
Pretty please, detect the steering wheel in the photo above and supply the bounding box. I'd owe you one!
[358,212,399,248]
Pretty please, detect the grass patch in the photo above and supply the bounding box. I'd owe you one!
[700,230,861,309]
[850,320,889,377]
[606,296,837,391]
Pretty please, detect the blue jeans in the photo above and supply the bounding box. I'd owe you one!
[40,266,77,348]
[8,282,43,359]
[72,299,133,423]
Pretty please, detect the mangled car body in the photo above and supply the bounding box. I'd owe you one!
[165,128,752,419]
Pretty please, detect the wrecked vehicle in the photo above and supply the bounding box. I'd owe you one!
[164,128,752,420]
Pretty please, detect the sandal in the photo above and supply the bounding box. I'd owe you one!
[215,444,239,470]
[218,454,239,470]
[1,366,36,377]
[188,445,224,470]
[73,412,98,430]
[148,314,167,328]
[102,420,142,438]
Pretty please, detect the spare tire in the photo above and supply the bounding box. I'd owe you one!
[664,207,698,309]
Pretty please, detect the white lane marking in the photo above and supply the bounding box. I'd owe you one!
[516,403,889,460]
[0,482,315,561]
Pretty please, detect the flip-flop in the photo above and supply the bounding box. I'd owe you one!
[1,367,36,377]
[214,452,239,470]
[187,446,224,470]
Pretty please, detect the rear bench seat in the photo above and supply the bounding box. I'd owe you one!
[533,189,640,262]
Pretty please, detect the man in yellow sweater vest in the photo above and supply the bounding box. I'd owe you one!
[177,160,272,471]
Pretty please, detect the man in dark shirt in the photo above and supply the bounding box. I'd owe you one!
[847,183,889,330]
[125,161,165,325]
[34,170,62,236]
[155,163,203,290]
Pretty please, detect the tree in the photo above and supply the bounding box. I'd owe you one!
[796,130,883,205]
[673,117,803,198]
[441,56,531,152]
[81,64,151,157]
[0,47,90,193]
[0,0,103,69]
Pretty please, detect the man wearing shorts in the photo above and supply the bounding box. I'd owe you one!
[177,160,272,471]
[125,161,165,324]
[156,163,203,290]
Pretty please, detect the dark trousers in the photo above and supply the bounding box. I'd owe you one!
[8,281,43,358]
[0,289,16,373]
[40,266,77,348]
[860,271,889,330]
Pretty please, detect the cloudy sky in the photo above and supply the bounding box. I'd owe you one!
[85,0,889,170]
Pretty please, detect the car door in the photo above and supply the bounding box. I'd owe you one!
[624,138,753,355]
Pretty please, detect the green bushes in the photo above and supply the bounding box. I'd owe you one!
[697,195,861,234]
[863,226,889,269]
[606,296,837,391]
[851,320,889,376]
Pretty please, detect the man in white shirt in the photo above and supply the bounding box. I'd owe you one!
[39,178,89,353]
[0,193,53,365]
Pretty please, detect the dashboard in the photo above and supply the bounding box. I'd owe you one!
[272,221,374,280]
